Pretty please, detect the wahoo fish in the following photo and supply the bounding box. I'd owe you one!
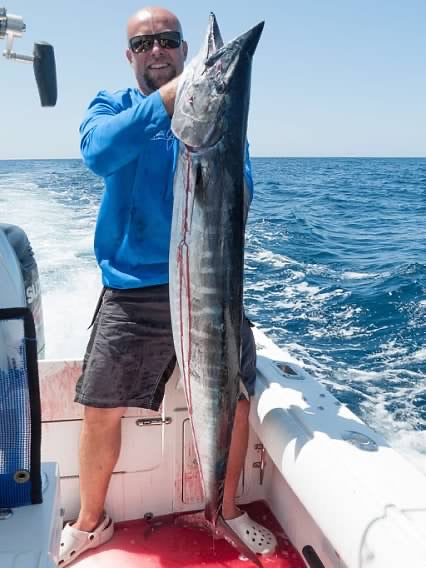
[169,13,264,565]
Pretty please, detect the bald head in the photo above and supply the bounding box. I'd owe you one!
[127,6,184,40]
[126,6,187,95]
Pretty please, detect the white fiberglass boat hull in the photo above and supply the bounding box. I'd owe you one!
[36,326,426,568]
[251,329,426,567]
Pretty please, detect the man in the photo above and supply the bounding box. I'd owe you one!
[58,7,276,566]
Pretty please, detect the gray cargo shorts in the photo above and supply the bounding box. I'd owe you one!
[75,285,256,411]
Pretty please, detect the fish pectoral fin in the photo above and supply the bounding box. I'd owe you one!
[194,162,206,201]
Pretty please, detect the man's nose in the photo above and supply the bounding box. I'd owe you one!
[151,39,163,54]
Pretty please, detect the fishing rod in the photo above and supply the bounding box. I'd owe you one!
[0,6,57,106]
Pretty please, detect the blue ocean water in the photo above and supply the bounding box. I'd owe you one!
[0,157,425,469]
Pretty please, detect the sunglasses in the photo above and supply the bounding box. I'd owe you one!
[129,31,182,53]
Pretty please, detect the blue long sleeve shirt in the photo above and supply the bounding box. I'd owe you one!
[80,87,253,289]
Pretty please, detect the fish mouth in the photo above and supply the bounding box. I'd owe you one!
[184,134,225,153]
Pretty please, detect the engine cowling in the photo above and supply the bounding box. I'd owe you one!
[0,223,45,357]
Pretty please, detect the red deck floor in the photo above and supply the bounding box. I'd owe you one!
[73,501,305,567]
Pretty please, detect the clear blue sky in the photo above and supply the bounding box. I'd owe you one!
[1,0,425,158]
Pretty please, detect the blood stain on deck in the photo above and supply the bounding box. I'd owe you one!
[73,501,305,567]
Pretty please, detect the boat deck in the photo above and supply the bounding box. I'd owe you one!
[72,502,305,567]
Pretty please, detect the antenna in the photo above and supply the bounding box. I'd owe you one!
[0,7,57,106]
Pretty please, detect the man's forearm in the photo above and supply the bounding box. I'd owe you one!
[159,76,180,117]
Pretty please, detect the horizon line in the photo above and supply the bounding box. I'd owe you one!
[1,155,425,161]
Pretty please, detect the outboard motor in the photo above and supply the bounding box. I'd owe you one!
[0,224,45,357]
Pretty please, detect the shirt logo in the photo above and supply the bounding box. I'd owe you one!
[151,128,175,150]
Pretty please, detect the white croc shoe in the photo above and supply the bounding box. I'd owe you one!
[58,514,114,567]
[225,512,277,555]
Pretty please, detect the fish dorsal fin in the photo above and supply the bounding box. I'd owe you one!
[202,12,224,60]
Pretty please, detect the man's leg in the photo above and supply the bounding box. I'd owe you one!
[221,397,278,555]
[73,406,125,531]
[222,398,250,520]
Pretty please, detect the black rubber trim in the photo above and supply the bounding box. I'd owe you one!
[302,545,326,568]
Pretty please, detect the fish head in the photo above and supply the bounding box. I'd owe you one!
[172,16,264,151]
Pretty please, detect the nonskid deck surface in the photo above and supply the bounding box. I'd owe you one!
[73,501,305,567]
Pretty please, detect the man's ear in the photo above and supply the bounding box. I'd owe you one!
[182,40,188,61]
[126,48,133,64]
